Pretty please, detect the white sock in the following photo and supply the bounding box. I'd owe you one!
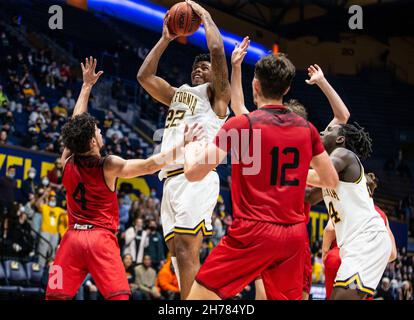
[171,256,181,290]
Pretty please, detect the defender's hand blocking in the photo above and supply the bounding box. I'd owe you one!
[184,123,205,146]
[81,56,104,87]
[305,64,324,85]
[231,36,250,67]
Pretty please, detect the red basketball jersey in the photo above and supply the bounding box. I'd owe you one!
[62,155,119,233]
[214,105,325,225]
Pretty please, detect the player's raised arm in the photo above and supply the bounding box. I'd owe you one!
[61,57,103,166]
[184,141,226,182]
[305,64,350,129]
[230,37,250,115]
[73,57,103,118]
[137,13,177,107]
[187,0,230,118]
[106,123,204,178]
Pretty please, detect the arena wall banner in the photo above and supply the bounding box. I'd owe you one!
[0,144,57,188]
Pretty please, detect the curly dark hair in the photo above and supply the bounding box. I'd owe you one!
[339,122,373,160]
[61,113,98,154]
[285,99,308,120]
[254,53,295,99]
[192,53,211,69]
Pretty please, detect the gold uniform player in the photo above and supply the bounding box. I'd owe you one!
[137,1,230,299]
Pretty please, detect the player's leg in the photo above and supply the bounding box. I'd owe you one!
[332,231,391,300]
[172,172,219,299]
[86,229,131,300]
[188,219,280,300]
[324,247,341,299]
[261,223,307,300]
[302,235,312,300]
[174,232,203,299]
[254,277,267,300]
[187,281,221,300]
[46,230,88,300]
[331,287,366,300]
[160,179,181,290]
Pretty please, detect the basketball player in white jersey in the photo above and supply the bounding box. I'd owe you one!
[306,122,391,300]
[137,1,230,299]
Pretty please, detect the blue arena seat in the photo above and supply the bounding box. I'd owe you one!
[25,262,44,287]
[3,260,28,286]
[0,262,19,294]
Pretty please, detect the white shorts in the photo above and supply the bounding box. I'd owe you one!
[160,170,220,242]
[334,231,391,296]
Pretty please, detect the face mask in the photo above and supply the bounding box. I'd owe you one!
[151,191,156,198]
[28,172,35,179]
[49,201,56,207]
[219,205,225,212]
[8,172,15,179]
[113,125,119,130]
[42,178,49,186]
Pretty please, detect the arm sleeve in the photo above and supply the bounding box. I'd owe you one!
[309,122,325,156]
[214,115,250,153]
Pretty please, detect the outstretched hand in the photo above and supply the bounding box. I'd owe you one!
[305,64,324,85]
[231,36,250,67]
[184,123,205,146]
[81,56,103,87]
[162,11,178,42]
[186,0,209,20]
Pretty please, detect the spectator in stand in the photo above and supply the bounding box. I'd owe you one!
[106,119,124,139]
[103,110,114,129]
[46,61,59,89]
[123,254,136,296]
[47,158,63,189]
[59,89,75,111]
[52,101,68,119]
[144,219,165,270]
[0,85,8,107]
[0,166,17,217]
[1,111,15,137]
[24,193,41,233]
[211,211,224,246]
[133,255,161,300]
[59,64,71,84]
[123,217,148,263]
[376,277,394,300]
[401,280,413,300]
[6,208,35,258]
[37,96,50,113]
[118,194,130,233]
[157,259,179,300]
[21,167,37,203]
[0,130,9,145]
[35,189,66,266]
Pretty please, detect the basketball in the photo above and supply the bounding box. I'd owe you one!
[167,2,201,37]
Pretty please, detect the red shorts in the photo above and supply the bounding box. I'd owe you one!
[196,218,307,300]
[302,235,312,295]
[324,246,341,299]
[46,228,131,300]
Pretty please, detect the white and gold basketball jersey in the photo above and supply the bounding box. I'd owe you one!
[322,162,387,248]
[159,83,228,179]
